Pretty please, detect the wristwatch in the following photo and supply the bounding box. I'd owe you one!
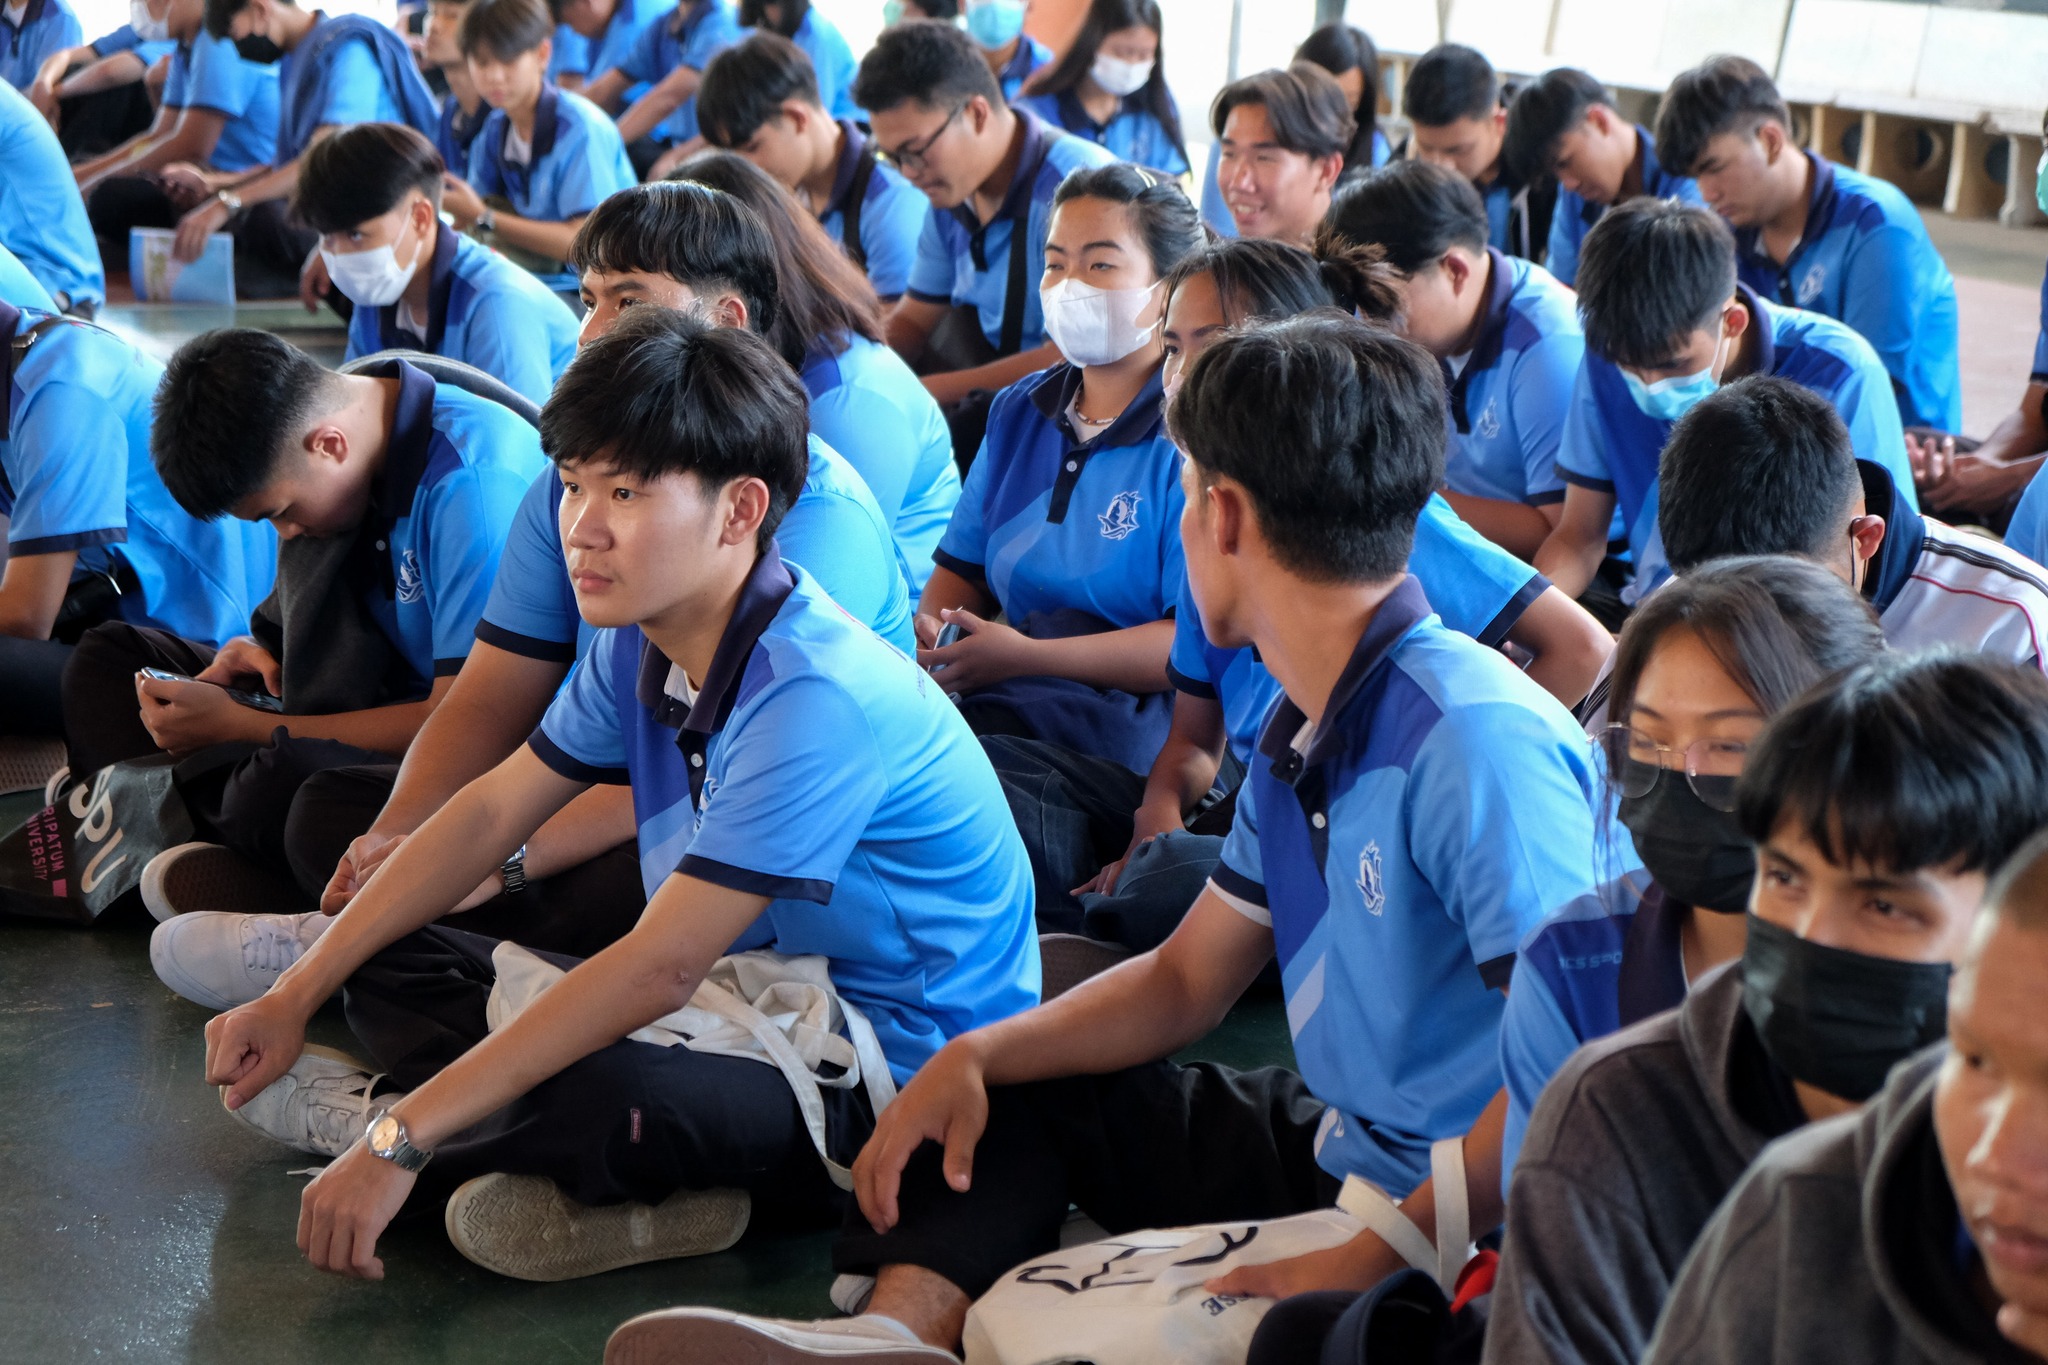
[500,844,529,895]
[214,188,243,215]
[365,1111,432,1172]
[475,206,497,233]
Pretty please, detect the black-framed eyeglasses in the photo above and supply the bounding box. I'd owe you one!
[878,102,966,175]
[1597,724,1747,813]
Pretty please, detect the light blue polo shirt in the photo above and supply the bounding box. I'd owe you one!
[546,21,588,80]
[0,242,55,310]
[786,6,854,119]
[434,93,488,185]
[0,82,103,312]
[90,21,175,66]
[161,32,278,173]
[1557,286,1916,597]
[1016,88,1189,177]
[1545,124,1702,288]
[1445,250,1583,509]
[936,362,1184,633]
[1997,272,2048,557]
[1734,153,1961,433]
[904,112,1117,354]
[564,0,662,86]
[1169,493,1547,764]
[343,226,578,408]
[531,551,1041,1080]
[274,14,436,164]
[2,302,275,646]
[816,119,927,301]
[614,0,742,143]
[1209,577,1604,1195]
[468,85,636,292]
[476,432,915,662]
[994,32,1051,101]
[800,331,959,593]
[0,0,80,89]
[349,359,547,689]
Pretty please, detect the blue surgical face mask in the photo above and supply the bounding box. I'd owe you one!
[965,0,1026,50]
[1622,332,1729,423]
[2037,147,2048,215]
[881,0,907,26]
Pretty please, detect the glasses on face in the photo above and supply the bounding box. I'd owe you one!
[879,102,965,176]
[1598,724,1748,813]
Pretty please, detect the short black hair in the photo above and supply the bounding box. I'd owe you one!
[293,122,445,233]
[1659,376,1863,573]
[1210,64,1355,162]
[899,0,957,17]
[1169,313,1444,583]
[1323,160,1488,274]
[1655,55,1791,178]
[1293,23,1380,172]
[1738,652,2048,877]
[1403,44,1499,127]
[1576,198,1737,367]
[1502,67,1609,187]
[568,182,782,342]
[540,308,810,552]
[1165,235,1403,330]
[697,32,824,149]
[1052,163,1203,279]
[152,329,339,520]
[459,0,551,61]
[852,18,1001,116]
[203,0,286,41]
[737,0,808,36]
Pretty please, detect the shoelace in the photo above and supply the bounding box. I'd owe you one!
[299,1068,390,1154]
[240,915,318,977]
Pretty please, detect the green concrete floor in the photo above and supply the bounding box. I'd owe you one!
[0,794,1294,1364]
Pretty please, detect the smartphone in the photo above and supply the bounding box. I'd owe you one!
[139,666,286,713]
[933,622,965,649]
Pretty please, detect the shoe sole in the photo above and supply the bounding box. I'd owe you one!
[1037,933,1134,1001]
[445,1174,750,1282]
[0,738,66,797]
[606,1310,953,1365]
[221,1044,380,1154]
[141,843,311,923]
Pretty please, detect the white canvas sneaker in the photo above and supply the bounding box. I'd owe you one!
[139,842,310,922]
[605,1308,959,1365]
[444,1174,751,1282]
[224,1045,391,1157]
[151,910,330,1011]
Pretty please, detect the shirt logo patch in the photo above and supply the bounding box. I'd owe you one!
[1798,262,1826,304]
[396,549,424,604]
[1475,398,1501,440]
[1098,490,1142,541]
[693,776,718,830]
[1357,841,1384,916]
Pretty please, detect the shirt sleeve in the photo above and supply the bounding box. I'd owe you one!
[2009,472,2048,570]
[861,176,930,302]
[1509,330,1581,504]
[1838,222,1937,416]
[674,3,740,68]
[612,18,665,83]
[1547,202,1582,289]
[531,630,630,781]
[1410,495,1544,647]
[1498,925,1601,1184]
[313,39,388,127]
[476,468,579,661]
[905,206,956,305]
[930,422,996,583]
[6,379,128,555]
[418,458,534,674]
[1553,363,1612,489]
[92,23,139,54]
[1211,770,1267,919]
[1166,578,1215,696]
[456,286,558,410]
[677,673,888,903]
[181,32,257,116]
[545,113,630,219]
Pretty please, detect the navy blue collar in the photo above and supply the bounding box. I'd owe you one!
[376,220,458,355]
[634,547,796,739]
[490,85,561,198]
[822,118,871,220]
[666,0,714,40]
[996,33,1037,85]
[1053,87,1130,138]
[1027,362,1166,523]
[1254,575,1432,782]
[950,110,1054,250]
[1737,282,1776,377]
[3,0,48,40]
[1734,150,1836,284]
[1858,457,1923,615]
[1446,247,1517,432]
[356,357,438,535]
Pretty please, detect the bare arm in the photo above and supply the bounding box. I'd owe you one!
[886,295,946,364]
[578,68,628,111]
[915,564,998,632]
[1532,484,1616,601]
[1504,586,1613,710]
[1974,383,2048,467]
[0,551,77,640]
[78,107,230,188]
[478,210,586,264]
[614,63,702,145]
[54,50,147,98]
[1440,490,1562,563]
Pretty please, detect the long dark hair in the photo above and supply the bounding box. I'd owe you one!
[1295,23,1381,172]
[737,0,808,37]
[1163,235,1404,330]
[666,151,884,367]
[1022,0,1186,170]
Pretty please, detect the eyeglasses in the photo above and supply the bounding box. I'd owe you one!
[1597,724,1748,813]
[878,102,966,176]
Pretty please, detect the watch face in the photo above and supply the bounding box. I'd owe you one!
[369,1114,400,1153]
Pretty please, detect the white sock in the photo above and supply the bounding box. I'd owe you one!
[862,1314,921,1343]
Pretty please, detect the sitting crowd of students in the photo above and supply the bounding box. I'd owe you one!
[5,1,2048,1362]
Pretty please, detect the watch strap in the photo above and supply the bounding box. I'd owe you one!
[367,1113,432,1172]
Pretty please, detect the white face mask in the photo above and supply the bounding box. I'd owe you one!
[1090,53,1153,98]
[129,0,171,42]
[322,217,425,308]
[1041,277,1161,369]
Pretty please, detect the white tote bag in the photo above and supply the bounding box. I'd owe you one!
[960,1139,1471,1365]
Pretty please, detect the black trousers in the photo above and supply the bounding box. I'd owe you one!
[347,924,875,1223]
[86,172,183,278]
[231,199,322,300]
[56,79,155,158]
[832,1061,1336,1300]
[0,636,76,737]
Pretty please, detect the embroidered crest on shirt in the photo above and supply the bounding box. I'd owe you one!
[693,776,719,829]
[1099,490,1142,541]
[396,549,424,604]
[1475,398,1501,440]
[1357,842,1384,916]
[1797,263,1826,305]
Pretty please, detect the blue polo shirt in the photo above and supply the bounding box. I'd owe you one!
[1016,87,1189,177]
[476,432,915,663]
[0,82,102,312]
[468,86,636,292]
[1,302,275,646]
[1545,124,1702,288]
[1208,576,1604,1195]
[786,7,854,119]
[937,362,1183,634]
[161,32,278,174]
[994,32,1051,101]
[342,226,578,408]
[546,21,587,79]
[568,0,662,86]
[1734,152,1961,432]
[817,119,928,301]
[274,13,436,165]
[801,332,958,594]
[1170,493,1547,764]
[1557,286,1916,597]
[0,0,79,89]
[90,21,174,66]
[905,112,1117,354]
[348,359,547,689]
[1444,250,1583,509]
[614,0,742,143]
[434,94,489,185]
[531,551,1041,1080]
[0,242,55,310]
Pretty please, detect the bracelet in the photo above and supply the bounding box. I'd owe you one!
[476,206,497,233]
[214,188,242,215]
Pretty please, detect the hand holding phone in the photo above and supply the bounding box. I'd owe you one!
[138,667,286,713]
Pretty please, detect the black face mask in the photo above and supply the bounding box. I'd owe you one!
[1740,913,1951,1103]
[234,34,283,63]
[1615,758,1756,913]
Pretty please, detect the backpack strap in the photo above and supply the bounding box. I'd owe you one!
[1334,1136,1471,1296]
[839,143,878,272]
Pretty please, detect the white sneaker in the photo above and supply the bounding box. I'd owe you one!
[444,1173,751,1282]
[151,910,329,1011]
[605,1308,958,1365]
[830,1272,877,1315]
[139,841,311,923]
[224,1045,392,1157]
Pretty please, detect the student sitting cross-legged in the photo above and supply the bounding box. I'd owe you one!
[296,123,579,408]
[199,309,1040,1285]
[438,0,637,301]
[602,311,1608,1364]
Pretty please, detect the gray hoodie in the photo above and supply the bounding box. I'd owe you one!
[1644,1047,2034,1364]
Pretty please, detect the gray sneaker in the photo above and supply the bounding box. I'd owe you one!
[605,1309,959,1365]
[444,1174,751,1282]
[224,1045,391,1157]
